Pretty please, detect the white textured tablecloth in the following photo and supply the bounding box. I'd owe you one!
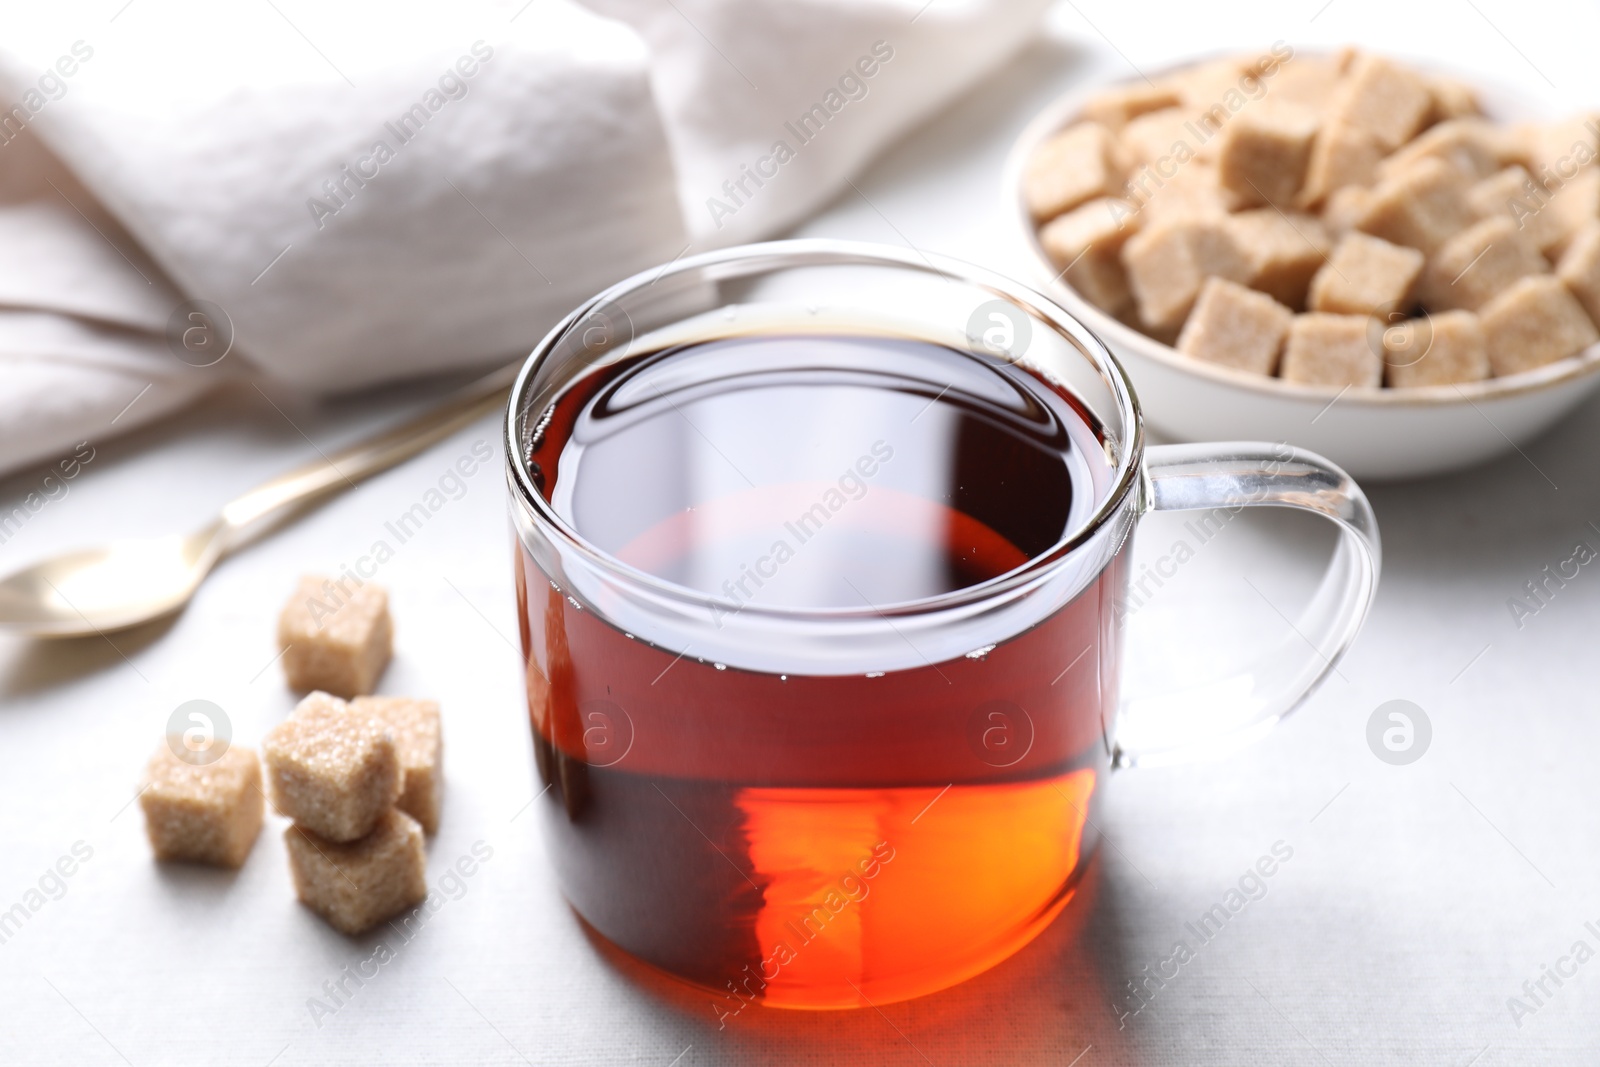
[4,2,1600,1064]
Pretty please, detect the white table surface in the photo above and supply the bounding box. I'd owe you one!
[5,2,1600,1064]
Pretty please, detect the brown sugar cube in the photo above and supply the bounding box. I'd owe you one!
[1024,123,1121,221]
[1174,59,1262,132]
[278,576,392,699]
[1357,158,1474,254]
[1184,114,1230,164]
[1308,232,1424,317]
[140,744,264,868]
[1323,185,1373,237]
[1299,122,1384,209]
[1428,76,1483,122]
[1133,160,1230,224]
[1229,208,1331,309]
[1173,57,1247,102]
[1040,198,1139,314]
[1384,310,1489,388]
[1504,122,1538,167]
[285,809,427,935]
[1419,216,1547,312]
[1327,53,1433,150]
[1472,167,1600,259]
[1526,172,1600,259]
[1281,313,1382,387]
[1266,54,1345,110]
[1216,102,1320,208]
[1557,221,1600,324]
[1481,275,1600,377]
[1466,164,1593,256]
[1551,114,1599,171]
[1120,109,1200,169]
[1171,57,1248,108]
[263,691,401,842]
[1176,277,1292,376]
[1468,165,1541,222]
[1512,116,1600,182]
[349,697,442,835]
[1183,106,1257,169]
[1121,216,1251,333]
[1379,119,1506,183]
[1081,81,1182,133]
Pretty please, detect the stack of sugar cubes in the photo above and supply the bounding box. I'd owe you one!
[268,578,441,934]
[139,576,443,936]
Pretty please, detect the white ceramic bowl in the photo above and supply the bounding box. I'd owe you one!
[1002,56,1600,480]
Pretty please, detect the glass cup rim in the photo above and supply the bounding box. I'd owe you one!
[503,238,1146,622]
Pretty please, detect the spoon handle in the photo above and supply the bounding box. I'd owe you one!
[218,363,518,539]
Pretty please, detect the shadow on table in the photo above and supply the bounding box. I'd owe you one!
[0,614,178,703]
[581,853,1154,1067]
[151,855,245,898]
[1357,387,1600,609]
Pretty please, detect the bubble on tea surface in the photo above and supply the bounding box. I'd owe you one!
[966,299,1033,366]
[578,698,635,768]
[166,700,232,766]
[966,699,1035,768]
[1366,699,1431,765]
[166,300,235,367]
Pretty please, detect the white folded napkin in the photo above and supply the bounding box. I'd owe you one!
[0,0,1045,476]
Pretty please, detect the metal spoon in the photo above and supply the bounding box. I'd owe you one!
[0,364,517,638]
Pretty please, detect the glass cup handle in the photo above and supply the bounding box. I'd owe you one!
[1111,442,1383,768]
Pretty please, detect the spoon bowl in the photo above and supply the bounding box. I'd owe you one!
[0,526,225,637]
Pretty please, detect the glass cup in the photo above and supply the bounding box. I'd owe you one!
[503,240,1381,1011]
